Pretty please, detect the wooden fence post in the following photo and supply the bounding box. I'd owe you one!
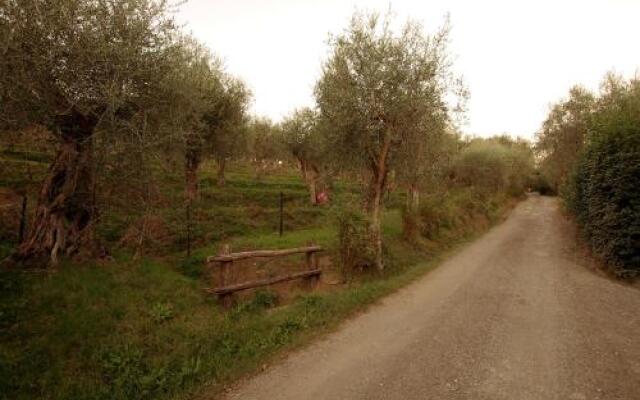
[305,242,319,287]
[18,195,27,243]
[219,244,233,307]
[279,191,284,236]
[186,199,192,258]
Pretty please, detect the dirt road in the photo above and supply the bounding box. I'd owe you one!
[223,196,640,400]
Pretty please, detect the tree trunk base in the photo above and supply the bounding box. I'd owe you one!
[12,112,96,266]
[217,159,226,187]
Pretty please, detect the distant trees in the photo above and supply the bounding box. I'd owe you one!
[207,78,251,187]
[164,39,251,199]
[280,108,328,204]
[453,136,534,196]
[315,12,464,270]
[246,117,285,180]
[161,38,222,201]
[536,86,595,191]
[500,137,536,196]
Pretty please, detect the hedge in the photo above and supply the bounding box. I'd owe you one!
[565,84,640,276]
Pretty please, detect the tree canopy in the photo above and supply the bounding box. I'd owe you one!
[315,11,465,269]
[0,0,252,263]
[1,0,179,134]
[280,108,328,204]
[535,86,595,190]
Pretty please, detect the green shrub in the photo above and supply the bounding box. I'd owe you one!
[401,206,421,243]
[453,140,509,193]
[335,207,376,279]
[453,137,534,197]
[98,344,169,399]
[417,198,449,239]
[149,302,174,324]
[565,81,640,277]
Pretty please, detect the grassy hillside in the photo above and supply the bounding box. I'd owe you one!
[0,150,518,400]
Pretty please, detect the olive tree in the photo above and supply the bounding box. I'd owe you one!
[160,37,223,201]
[0,0,180,264]
[315,12,462,269]
[246,117,285,180]
[280,108,327,204]
[535,86,595,191]
[450,134,536,200]
[395,115,455,210]
[206,77,251,187]
[496,136,536,196]
[396,122,460,240]
[162,38,250,197]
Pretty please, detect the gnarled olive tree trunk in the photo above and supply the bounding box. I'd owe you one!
[365,139,390,271]
[14,112,97,265]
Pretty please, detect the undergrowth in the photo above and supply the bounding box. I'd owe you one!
[0,201,514,400]
[0,160,517,400]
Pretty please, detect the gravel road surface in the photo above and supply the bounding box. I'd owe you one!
[223,196,640,400]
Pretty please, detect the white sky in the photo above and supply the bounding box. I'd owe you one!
[176,0,640,139]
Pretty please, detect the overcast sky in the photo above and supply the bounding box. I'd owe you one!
[176,0,640,139]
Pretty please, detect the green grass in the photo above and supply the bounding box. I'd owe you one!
[0,258,219,400]
[0,152,518,400]
[141,161,357,255]
[0,196,514,400]
[0,228,479,400]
